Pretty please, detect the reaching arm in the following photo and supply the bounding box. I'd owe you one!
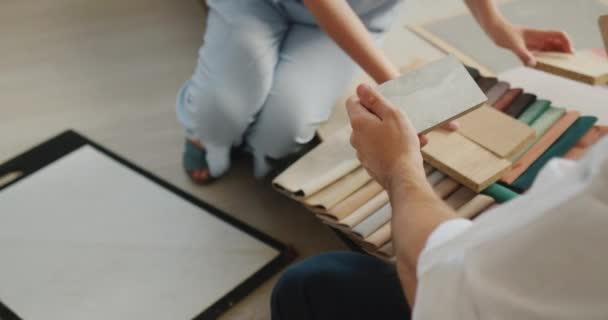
[464,0,573,65]
[303,0,400,83]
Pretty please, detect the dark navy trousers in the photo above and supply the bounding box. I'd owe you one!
[271,251,411,320]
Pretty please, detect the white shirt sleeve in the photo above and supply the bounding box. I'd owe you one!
[412,137,608,320]
[417,218,472,277]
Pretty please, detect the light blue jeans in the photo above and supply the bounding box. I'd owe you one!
[177,0,401,177]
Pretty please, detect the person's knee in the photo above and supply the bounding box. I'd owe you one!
[272,252,352,320]
[183,83,255,142]
[263,107,322,158]
[273,252,363,299]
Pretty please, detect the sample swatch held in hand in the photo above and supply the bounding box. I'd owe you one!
[377,55,487,133]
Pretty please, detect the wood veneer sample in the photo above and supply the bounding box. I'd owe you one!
[377,55,487,134]
[434,177,461,198]
[456,195,495,219]
[601,15,608,53]
[422,130,512,192]
[476,76,499,92]
[505,93,536,118]
[444,186,477,209]
[325,181,383,221]
[303,167,370,210]
[485,81,510,106]
[457,105,535,158]
[352,204,391,238]
[564,126,608,160]
[339,191,389,228]
[364,222,392,249]
[534,51,608,85]
[511,107,566,161]
[493,88,522,111]
[502,111,579,184]
[517,99,551,125]
[273,128,357,197]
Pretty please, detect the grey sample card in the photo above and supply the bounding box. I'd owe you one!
[378,55,486,133]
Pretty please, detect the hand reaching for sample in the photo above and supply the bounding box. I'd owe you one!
[346,84,427,190]
[488,21,574,66]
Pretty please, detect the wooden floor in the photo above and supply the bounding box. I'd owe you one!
[0,0,466,318]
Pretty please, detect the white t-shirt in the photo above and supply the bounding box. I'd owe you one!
[414,137,608,320]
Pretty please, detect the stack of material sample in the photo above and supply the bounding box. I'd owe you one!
[272,65,605,260]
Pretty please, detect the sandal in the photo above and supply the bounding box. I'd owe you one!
[182,140,216,184]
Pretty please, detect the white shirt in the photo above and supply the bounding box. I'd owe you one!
[414,136,608,320]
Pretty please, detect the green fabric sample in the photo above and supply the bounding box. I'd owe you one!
[511,106,566,161]
[518,99,551,125]
[482,183,519,203]
[512,116,598,190]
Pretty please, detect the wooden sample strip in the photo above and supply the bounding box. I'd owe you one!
[601,15,608,53]
[485,81,510,105]
[325,180,383,221]
[564,126,608,160]
[502,111,579,184]
[505,93,536,118]
[534,51,608,85]
[434,177,461,198]
[456,194,495,219]
[422,130,511,192]
[273,128,357,197]
[457,105,535,158]
[363,222,392,249]
[303,167,370,210]
[377,55,487,134]
[339,191,389,228]
[445,186,477,209]
[493,88,522,111]
[352,204,391,238]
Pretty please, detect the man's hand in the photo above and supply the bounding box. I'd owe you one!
[346,84,427,191]
[488,21,574,66]
[347,85,459,306]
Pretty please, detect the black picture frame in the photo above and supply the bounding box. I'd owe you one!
[0,130,296,320]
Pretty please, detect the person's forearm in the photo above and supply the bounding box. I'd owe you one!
[303,0,400,83]
[388,168,457,306]
[465,0,508,36]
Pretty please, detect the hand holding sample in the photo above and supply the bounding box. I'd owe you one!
[346,84,427,191]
